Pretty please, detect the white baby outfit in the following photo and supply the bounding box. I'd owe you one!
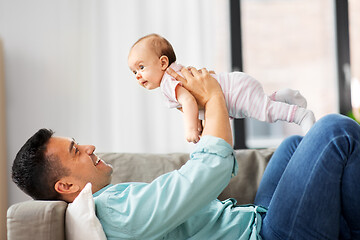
[160,63,315,130]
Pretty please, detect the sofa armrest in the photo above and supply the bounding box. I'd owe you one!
[7,200,68,240]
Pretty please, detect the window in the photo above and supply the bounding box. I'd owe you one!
[349,0,360,122]
[239,0,338,148]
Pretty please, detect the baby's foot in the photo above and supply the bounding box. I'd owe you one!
[294,107,316,134]
[271,88,307,108]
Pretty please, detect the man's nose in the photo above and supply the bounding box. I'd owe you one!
[83,145,96,155]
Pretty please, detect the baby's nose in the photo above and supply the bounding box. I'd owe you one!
[136,72,141,80]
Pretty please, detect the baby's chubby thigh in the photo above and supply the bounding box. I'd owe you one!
[216,72,262,118]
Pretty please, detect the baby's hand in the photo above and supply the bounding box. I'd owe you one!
[186,129,201,144]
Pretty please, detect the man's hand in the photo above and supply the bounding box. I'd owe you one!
[167,66,232,146]
[166,67,223,109]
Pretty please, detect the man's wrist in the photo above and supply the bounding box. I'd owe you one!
[204,94,226,110]
[202,93,232,146]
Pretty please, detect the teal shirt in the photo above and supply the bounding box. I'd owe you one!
[93,136,266,240]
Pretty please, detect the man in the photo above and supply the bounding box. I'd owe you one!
[13,67,360,239]
[14,67,262,239]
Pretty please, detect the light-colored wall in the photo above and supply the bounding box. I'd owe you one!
[1,0,94,206]
[0,37,7,240]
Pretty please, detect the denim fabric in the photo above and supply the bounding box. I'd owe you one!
[254,114,360,240]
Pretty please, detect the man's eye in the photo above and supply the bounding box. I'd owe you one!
[75,147,79,154]
[139,65,144,70]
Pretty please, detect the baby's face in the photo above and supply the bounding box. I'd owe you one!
[128,40,166,90]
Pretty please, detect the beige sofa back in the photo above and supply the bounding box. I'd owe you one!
[7,148,274,240]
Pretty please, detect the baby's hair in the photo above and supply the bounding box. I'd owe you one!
[133,33,176,65]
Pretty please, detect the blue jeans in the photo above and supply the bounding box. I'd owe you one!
[254,114,360,240]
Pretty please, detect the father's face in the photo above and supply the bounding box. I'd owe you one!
[46,136,113,197]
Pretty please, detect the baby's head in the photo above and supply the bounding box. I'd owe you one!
[128,34,176,90]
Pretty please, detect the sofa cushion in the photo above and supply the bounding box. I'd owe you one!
[99,148,274,205]
[219,148,274,204]
[7,200,67,240]
[100,152,190,184]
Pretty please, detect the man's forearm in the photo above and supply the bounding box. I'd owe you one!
[201,95,233,146]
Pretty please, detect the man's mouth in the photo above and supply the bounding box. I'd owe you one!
[95,157,101,166]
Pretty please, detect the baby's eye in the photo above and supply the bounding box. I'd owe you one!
[139,65,144,70]
[133,70,137,75]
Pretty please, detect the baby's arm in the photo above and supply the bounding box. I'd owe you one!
[176,85,201,143]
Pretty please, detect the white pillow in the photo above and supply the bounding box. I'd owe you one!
[65,182,107,240]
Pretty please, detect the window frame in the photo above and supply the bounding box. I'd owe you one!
[230,0,351,149]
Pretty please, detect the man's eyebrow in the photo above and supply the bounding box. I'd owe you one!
[69,138,76,154]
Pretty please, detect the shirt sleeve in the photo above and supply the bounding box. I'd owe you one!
[95,136,238,239]
[160,72,182,109]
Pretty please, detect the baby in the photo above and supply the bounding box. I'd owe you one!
[128,34,315,143]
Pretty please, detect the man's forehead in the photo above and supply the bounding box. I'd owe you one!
[46,136,73,155]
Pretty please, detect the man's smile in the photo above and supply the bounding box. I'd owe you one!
[95,157,101,166]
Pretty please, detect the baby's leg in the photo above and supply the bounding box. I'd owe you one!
[223,72,293,122]
[270,89,315,133]
[223,72,315,132]
[270,88,307,108]
[293,107,316,134]
[262,99,316,134]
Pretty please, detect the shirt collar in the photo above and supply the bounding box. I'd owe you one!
[93,184,113,197]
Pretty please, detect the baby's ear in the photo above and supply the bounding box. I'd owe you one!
[160,55,169,70]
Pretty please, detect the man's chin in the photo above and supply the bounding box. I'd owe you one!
[107,163,114,174]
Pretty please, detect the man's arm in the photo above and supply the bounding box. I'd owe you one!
[167,67,232,146]
[96,67,236,239]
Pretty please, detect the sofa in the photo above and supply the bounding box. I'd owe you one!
[7,148,274,240]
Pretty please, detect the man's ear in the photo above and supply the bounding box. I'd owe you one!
[54,179,80,195]
[160,55,169,70]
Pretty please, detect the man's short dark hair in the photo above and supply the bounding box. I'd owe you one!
[12,128,70,200]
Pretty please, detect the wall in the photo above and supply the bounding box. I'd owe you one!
[0,37,7,240]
